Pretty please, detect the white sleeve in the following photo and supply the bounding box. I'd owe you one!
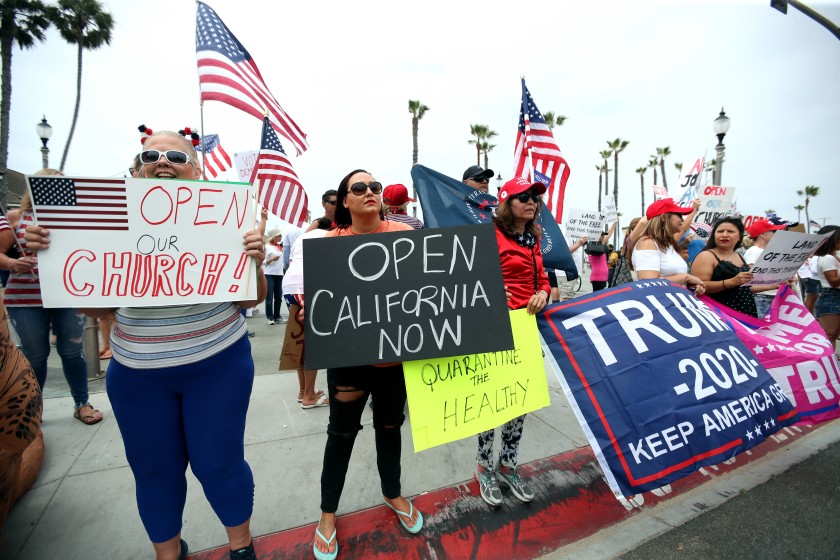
[632,249,662,274]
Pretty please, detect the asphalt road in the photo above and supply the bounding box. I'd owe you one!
[616,441,840,560]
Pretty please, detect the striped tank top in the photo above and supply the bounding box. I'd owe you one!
[3,212,42,307]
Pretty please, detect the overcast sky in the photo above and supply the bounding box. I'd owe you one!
[7,0,840,231]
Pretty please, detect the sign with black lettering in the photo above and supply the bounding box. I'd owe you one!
[747,230,833,286]
[303,223,513,369]
[538,281,798,498]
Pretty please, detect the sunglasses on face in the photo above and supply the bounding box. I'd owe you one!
[469,175,489,183]
[140,150,191,165]
[349,181,383,196]
[513,192,541,204]
[324,200,337,206]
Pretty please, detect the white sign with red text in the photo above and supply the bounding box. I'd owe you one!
[695,185,736,226]
[234,150,259,183]
[27,176,259,308]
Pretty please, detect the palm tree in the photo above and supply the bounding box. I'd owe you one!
[408,99,429,165]
[636,167,647,216]
[481,141,496,170]
[656,146,671,190]
[674,162,683,175]
[798,185,820,229]
[0,0,51,206]
[49,0,114,172]
[543,111,567,131]
[596,164,604,212]
[608,138,629,208]
[765,209,776,215]
[648,156,659,187]
[468,124,489,165]
[600,149,612,198]
[794,204,804,222]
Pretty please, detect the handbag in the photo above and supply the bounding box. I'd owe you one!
[609,255,633,287]
[584,241,607,256]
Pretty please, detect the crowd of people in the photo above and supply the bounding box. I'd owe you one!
[1,142,837,560]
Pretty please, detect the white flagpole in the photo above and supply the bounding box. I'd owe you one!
[199,102,207,180]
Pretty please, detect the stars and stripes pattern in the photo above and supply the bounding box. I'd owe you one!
[195,1,308,156]
[513,79,571,223]
[196,134,233,179]
[28,177,128,231]
[250,115,307,227]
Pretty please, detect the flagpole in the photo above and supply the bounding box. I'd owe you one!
[199,102,208,180]
[521,77,536,180]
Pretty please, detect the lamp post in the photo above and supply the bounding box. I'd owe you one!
[495,174,503,195]
[36,116,53,169]
[712,108,730,185]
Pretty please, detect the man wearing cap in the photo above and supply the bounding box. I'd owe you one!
[463,165,494,194]
[744,218,788,318]
[383,184,424,229]
[305,189,338,233]
[263,228,286,324]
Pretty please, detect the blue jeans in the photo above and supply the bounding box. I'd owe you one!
[7,306,89,407]
[754,293,775,319]
[264,274,283,321]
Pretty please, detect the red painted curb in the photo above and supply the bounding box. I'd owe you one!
[190,423,818,559]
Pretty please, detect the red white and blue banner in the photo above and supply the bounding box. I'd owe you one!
[538,280,799,498]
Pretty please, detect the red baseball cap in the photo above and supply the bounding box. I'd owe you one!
[498,177,547,202]
[645,198,694,219]
[746,218,786,239]
[382,184,414,206]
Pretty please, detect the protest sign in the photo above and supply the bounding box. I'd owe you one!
[703,286,840,424]
[538,281,798,498]
[603,195,617,224]
[303,223,513,370]
[27,175,258,308]
[746,230,833,286]
[233,150,258,183]
[403,309,551,452]
[652,185,669,201]
[565,208,605,243]
[741,214,766,231]
[279,304,304,371]
[673,156,704,205]
[695,185,735,226]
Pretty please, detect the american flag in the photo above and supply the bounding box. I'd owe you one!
[28,177,128,231]
[195,2,308,156]
[513,79,571,223]
[196,134,232,179]
[250,115,308,227]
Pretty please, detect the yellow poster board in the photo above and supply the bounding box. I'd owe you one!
[403,309,551,452]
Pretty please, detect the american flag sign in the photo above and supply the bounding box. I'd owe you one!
[513,79,571,223]
[28,177,128,231]
[250,116,308,228]
[195,2,308,156]
[196,134,233,179]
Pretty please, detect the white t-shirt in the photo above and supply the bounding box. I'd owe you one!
[817,254,840,289]
[282,228,328,295]
[632,245,687,277]
[263,243,284,275]
[744,244,777,296]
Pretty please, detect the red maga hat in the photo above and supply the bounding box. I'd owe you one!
[645,198,694,219]
[498,177,546,202]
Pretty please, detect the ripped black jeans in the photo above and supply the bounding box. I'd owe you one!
[319,364,407,513]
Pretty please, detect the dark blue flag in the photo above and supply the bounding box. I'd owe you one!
[410,165,578,280]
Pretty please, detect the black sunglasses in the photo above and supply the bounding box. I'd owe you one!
[469,175,489,183]
[324,200,337,205]
[140,149,191,165]
[349,181,383,196]
[514,192,541,204]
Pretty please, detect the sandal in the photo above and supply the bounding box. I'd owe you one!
[73,404,103,426]
[301,394,329,409]
[313,526,337,560]
[384,499,423,534]
[298,389,324,403]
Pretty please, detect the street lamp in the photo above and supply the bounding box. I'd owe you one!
[495,174,503,195]
[36,115,53,169]
[712,108,730,185]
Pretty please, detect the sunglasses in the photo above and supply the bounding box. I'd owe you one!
[349,181,383,196]
[324,200,337,206]
[469,175,489,183]
[513,192,541,204]
[140,150,191,165]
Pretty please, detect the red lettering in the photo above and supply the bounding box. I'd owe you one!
[194,188,223,226]
[102,252,133,296]
[222,188,250,228]
[63,250,95,296]
[152,254,176,297]
[175,186,193,224]
[140,186,174,225]
[198,253,229,295]
[131,254,153,296]
[176,253,198,296]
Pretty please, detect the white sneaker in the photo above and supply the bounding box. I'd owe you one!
[267,319,275,325]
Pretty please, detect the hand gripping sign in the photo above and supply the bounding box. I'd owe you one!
[537,280,798,498]
[27,175,258,308]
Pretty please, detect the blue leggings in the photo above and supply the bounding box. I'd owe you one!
[106,335,255,543]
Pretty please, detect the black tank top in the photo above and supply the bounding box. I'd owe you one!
[705,250,758,317]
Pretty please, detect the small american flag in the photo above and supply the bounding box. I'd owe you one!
[28,177,128,231]
[250,115,307,227]
[513,79,571,223]
[196,134,232,179]
[195,2,308,156]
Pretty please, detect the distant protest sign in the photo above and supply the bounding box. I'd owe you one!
[403,309,551,452]
[27,175,259,308]
[695,185,735,226]
[603,195,617,224]
[234,150,258,182]
[652,185,669,201]
[538,281,798,498]
[303,224,513,370]
[673,156,704,205]
[565,208,605,242]
[746,230,832,286]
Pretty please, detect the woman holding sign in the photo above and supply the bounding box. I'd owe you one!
[813,225,840,353]
[472,177,551,508]
[24,130,267,560]
[633,199,706,296]
[312,170,421,560]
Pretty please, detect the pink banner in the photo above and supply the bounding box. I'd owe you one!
[703,286,840,424]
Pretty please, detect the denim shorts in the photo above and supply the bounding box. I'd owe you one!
[815,288,840,318]
[804,278,822,296]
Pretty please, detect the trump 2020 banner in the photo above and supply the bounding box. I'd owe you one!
[537,280,798,498]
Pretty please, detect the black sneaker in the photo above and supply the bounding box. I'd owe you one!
[247,331,256,338]
[178,539,189,560]
[230,541,256,560]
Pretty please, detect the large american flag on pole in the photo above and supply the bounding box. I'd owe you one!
[250,115,308,227]
[196,134,233,179]
[513,79,571,223]
[195,2,308,156]
[28,177,128,231]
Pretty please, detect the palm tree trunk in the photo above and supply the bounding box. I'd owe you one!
[60,43,84,172]
[0,16,15,207]
[475,142,481,166]
[653,167,658,186]
[613,152,619,208]
[598,171,603,212]
[604,163,609,199]
[640,175,645,216]
[483,151,489,170]
[412,117,419,164]
[805,198,810,231]
[660,158,668,190]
